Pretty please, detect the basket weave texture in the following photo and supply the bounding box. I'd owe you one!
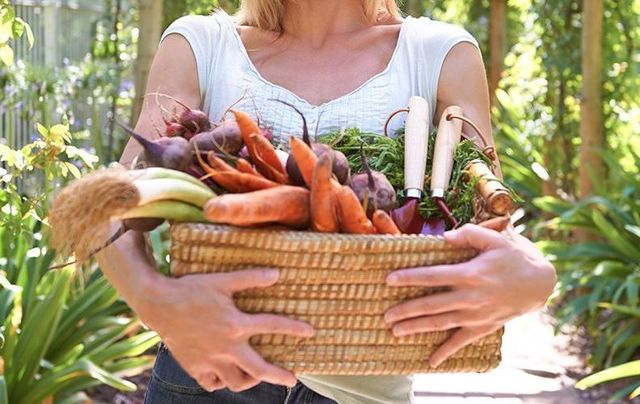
[170,223,503,375]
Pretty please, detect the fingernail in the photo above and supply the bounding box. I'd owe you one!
[384,312,396,324]
[303,326,316,337]
[387,274,399,285]
[444,229,458,238]
[393,326,406,337]
[264,269,279,282]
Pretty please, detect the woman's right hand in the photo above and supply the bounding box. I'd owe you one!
[132,268,315,393]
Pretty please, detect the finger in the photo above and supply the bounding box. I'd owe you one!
[385,290,472,323]
[478,216,510,232]
[197,373,224,393]
[208,269,279,294]
[392,312,474,336]
[444,223,509,251]
[237,345,298,387]
[429,325,498,368]
[215,361,261,393]
[387,265,470,287]
[240,313,315,338]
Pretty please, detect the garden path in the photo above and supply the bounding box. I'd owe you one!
[412,310,586,403]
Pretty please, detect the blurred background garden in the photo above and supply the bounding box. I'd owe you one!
[0,0,638,402]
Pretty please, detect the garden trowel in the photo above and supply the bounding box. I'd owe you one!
[426,105,464,234]
[390,96,431,234]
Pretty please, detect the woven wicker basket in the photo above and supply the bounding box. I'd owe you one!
[170,223,503,375]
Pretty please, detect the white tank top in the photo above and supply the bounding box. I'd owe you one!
[162,11,478,404]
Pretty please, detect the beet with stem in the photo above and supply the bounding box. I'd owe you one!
[349,145,396,217]
[115,120,193,172]
[273,99,351,185]
[189,120,243,155]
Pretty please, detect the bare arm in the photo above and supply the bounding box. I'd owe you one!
[96,34,313,393]
[96,33,201,309]
[434,42,502,177]
[385,43,556,367]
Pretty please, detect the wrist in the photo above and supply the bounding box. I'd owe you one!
[131,268,173,314]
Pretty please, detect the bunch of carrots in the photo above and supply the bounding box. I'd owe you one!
[198,110,400,235]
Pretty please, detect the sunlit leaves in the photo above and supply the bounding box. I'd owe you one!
[0,3,32,66]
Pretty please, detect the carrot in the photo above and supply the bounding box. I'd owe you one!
[236,158,259,176]
[205,186,310,228]
[249,134,288,183]
[372,210,401,235]
[311,153,339,233]
[206,171,279,193]
[231,109,260,149]
[336,186,377,234]
[207,153,235,172]
[193,142,216,177]
[289,137,318,188]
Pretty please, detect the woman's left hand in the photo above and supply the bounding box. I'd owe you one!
[384,223,557,368]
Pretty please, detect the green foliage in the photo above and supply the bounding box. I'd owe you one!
[537,151,640,397]
[0,125,159,402]
[0,2,33,66]
[321,128,497,226]
[162,0,239,29]
[576,361,640,399]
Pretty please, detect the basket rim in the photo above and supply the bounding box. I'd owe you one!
[170,221,450,241]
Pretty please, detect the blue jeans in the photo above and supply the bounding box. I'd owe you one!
[145,345,337,404]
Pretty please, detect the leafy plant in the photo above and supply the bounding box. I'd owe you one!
[0,123,159,402]
[537,150,640,399]
[0,1,33,66]
[576,361,640,400]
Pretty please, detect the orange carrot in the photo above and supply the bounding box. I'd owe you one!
[207,153,235,172]
[205,186,310,228]
[372,210,401,235]
[250,134,288,183]
[231,109,260,150]
[207,171,279,193]
[336,186,377,234]
[289,137,317,188]
[194,143,216,176]
[311,153,339,233]
[236,158,259,176]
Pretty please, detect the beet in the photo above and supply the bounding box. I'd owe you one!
[165,122,185,137]
[272,99,350,185]
[287,143,351,186]
[239,146,250,160]
[332,150,351,184]
[189,120,243,155]
[179,109,211,137]
[115,120,193,172]
[349,146,396,217]
[350,172,396,217]
[124,218,164,232]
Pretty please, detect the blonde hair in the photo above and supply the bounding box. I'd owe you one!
[235,0,402,32]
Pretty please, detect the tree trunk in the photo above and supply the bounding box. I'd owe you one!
[579,0,604,199]
[489,0,507,107]
[578,0,604,242]
[131,0,164,126]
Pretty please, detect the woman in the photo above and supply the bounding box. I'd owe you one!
[97,1,557,403]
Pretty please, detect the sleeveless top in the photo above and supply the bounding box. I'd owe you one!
[162,11,478,404]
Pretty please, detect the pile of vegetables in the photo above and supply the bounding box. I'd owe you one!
[49,96,514,262]
[320,128,500,226]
